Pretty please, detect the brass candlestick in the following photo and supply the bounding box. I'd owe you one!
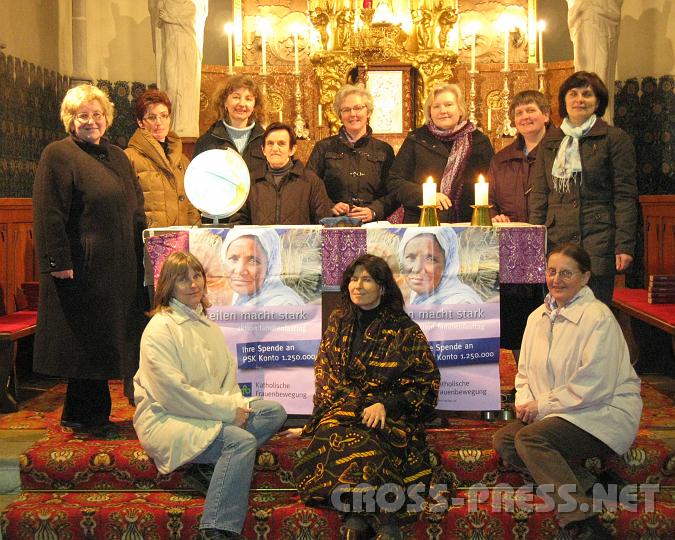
[470,205,493,227]
[468,69,479,127]
[293,72,310,139]
[499,68,516,137]
[418,205,440,227]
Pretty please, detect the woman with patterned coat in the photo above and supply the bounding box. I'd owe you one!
[287,254,440,540]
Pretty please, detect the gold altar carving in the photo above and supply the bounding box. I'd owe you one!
[308,1,460,133]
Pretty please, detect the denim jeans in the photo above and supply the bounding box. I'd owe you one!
[193,399,287,533]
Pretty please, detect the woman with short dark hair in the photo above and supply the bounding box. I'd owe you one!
[287,254,440,540]
[493,243,642,539]
[125,88,200,227]
[530,71,638,305]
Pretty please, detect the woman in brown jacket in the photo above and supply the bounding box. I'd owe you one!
[125,89,200,228]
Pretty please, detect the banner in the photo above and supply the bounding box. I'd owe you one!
[189,226,322,414]
[366,226,501,410]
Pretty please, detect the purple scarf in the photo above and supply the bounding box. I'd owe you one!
[427,120,475,221]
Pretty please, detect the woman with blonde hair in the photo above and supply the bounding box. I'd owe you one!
[307,83,396,223]
[193,74,266,173]
[134,251,287,540]
[32,83,146,436]
[387,82,493,223]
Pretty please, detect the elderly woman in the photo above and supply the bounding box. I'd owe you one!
[493,243,642,539]
[530,71,638,305]
[307,84,396,223]
[193,75,266,173]
[222,228,303,306]
[399,228,480,305]
[134,251,287,540]
[32,84,146,435]
[125,88,200,228]
[287,254,440,540]
[387,83,493,223]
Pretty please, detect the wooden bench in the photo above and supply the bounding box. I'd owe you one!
[612,287,675,369]
[0,309,37,412]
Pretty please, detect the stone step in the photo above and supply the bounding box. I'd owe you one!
[2,488,673,539]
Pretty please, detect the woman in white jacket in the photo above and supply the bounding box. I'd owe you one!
[492,243,642,540]
[133,251,286,540]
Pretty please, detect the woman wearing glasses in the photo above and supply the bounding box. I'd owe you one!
[125,89,200,228]
[307,84,396,223]
[387,82,493,224]
[492,243,642,540]
[32,84,146,436]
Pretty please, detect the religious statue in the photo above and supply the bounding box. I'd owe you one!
[412,8,434,50]
[310,8,331,51]
[334,9,354,51]
[437,8,458,49]
[567,0,624,123]
[148,0,208,137]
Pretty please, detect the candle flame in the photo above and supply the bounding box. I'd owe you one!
[224,22,234,34]
[537,20,546,32]
[478,174,485,183]
[426,176,434,183]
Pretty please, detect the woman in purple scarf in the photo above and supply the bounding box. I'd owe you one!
[387,83,494,223]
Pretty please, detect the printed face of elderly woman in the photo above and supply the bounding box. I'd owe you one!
[224,235,268,296]
[401,233,446,295]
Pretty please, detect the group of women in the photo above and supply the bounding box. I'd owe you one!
[31,68,641,539]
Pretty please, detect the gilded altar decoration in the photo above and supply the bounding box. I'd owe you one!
[308,0,460,133]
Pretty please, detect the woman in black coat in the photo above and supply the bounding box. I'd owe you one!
[32,84,146,436]
[387,83,494,223]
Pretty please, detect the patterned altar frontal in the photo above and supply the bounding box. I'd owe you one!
[144,224,545,412]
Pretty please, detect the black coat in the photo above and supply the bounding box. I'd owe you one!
[32,136,146,379]
[193,120,266,173]
[387,126,494,223]
[306,129,397,219]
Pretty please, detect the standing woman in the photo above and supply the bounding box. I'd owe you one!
[307,84,396,223]
[125,89,200,227]
[193,75,266,173]
[529,71,638,305]
[32,84,146,435]
[387,83,493,223]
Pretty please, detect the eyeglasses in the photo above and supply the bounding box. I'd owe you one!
[545,268,582,280]
[75,112,104,122]
[339,104,368,115]
[143,113,170,123]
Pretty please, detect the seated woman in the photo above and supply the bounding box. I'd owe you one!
[133,251,287,540]
[492,243,642,539]
[399,228,481,305]
[287,254,440,540]
[221,228,304,306]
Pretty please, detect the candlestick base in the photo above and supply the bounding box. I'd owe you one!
[470,205,493,227]
[418,205,440,227]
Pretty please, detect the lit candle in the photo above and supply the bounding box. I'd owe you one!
[279,110,283,122]
[318,103,323,127]
[475,174,488,206]
[261,25,267,75]
[224,23,234,75]
[503,27,509,70]
[537,20,546,70]
[293,28,300,73]
[422,176,437,206]
[471,30,476,72]
[487,108,492,131]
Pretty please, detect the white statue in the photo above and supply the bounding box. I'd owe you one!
[149,0,209,137]
[567,0,623,124]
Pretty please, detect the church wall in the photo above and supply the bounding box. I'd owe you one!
[618,0,675,79]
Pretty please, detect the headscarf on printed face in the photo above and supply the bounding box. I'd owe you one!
[221,228,304,306]
[398,227,481,305]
